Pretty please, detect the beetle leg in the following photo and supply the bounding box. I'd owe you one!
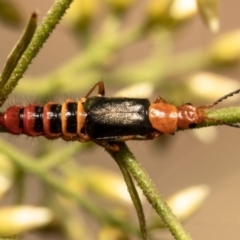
[119,132,162,141]
[116,135,149,141]
[77,82,105,143]
[106,132,162,142]
[93,140,120,152]
[146,131,163,139]
[85,81,105,98]
[154,96,167,103]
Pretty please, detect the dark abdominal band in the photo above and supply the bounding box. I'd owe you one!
[66,102,77,133]
[49,104,61,133]
[48,103,78,134]
[18,103,79,135]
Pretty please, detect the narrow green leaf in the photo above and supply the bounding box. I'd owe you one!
[108,143,192,240]
[0,0,74,106]
[0,12,37,91]
[114,156,148,239]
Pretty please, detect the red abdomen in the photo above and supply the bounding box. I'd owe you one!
[0,101,86,141]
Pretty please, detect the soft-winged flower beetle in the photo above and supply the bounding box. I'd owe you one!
[0,81,240,151]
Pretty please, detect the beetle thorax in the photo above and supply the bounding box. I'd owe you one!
[149,103,178,134]
[177,104,205,130]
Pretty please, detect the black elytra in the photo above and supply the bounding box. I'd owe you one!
[84,97,154,140]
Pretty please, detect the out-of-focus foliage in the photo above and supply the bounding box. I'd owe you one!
[0,206,54,235]
[197,0,219,32]
[209,30,240,65]
[149,185,210,229]
[146,0,198,29]
[0,0,23,27]
[0,0,240,239]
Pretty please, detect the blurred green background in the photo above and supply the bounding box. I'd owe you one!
[1,1,240,239]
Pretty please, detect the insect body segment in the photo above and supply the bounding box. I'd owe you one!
[149,97,206,134]
[0,81,239,151]
[0,102,87,141]
[149,98,178,134]
[84,97,154,140]
[176,104,206,130]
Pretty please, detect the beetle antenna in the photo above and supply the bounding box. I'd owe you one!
[206,88,240,108]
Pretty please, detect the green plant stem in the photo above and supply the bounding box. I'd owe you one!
[114,156,148,240]
[0,0,74,104]
[205,106,240,125]
[0,139,139,236]
[108,143,192,240]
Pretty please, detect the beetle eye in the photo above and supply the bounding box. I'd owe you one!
[189,123,197,129]
[185,103,192,106]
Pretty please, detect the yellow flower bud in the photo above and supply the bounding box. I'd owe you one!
[150,185,210,228]
[209,30,240,65]
[98,226,129,240]
[197,0,219,32]
[192,127,217,144]
[86,166,144,205]
[187,71,240,102]
[115,83,154,98]
[166,185,210,222]
[0,175,11,200]
[105,0,136,15]
[0,153,15,180]
[146,0,197,28]
[0,206,54,235]
[0,153,15,200]
[64,0,97,32]
[170,0,197,21]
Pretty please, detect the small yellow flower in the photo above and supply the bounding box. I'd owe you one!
[86,166,144,205]
[115,83,154,98]
[0,206,54,235]
[0,153,15,200]
[187,71,240,102]
[209,30,240,65]
[166,185,210,222]
[98,225,129,240]
[105,0,136,14]
[146,0,197,28]
[150,185,210,228]
[64,0,97,32]
[197,0,219,32]
[0,175,11,200]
